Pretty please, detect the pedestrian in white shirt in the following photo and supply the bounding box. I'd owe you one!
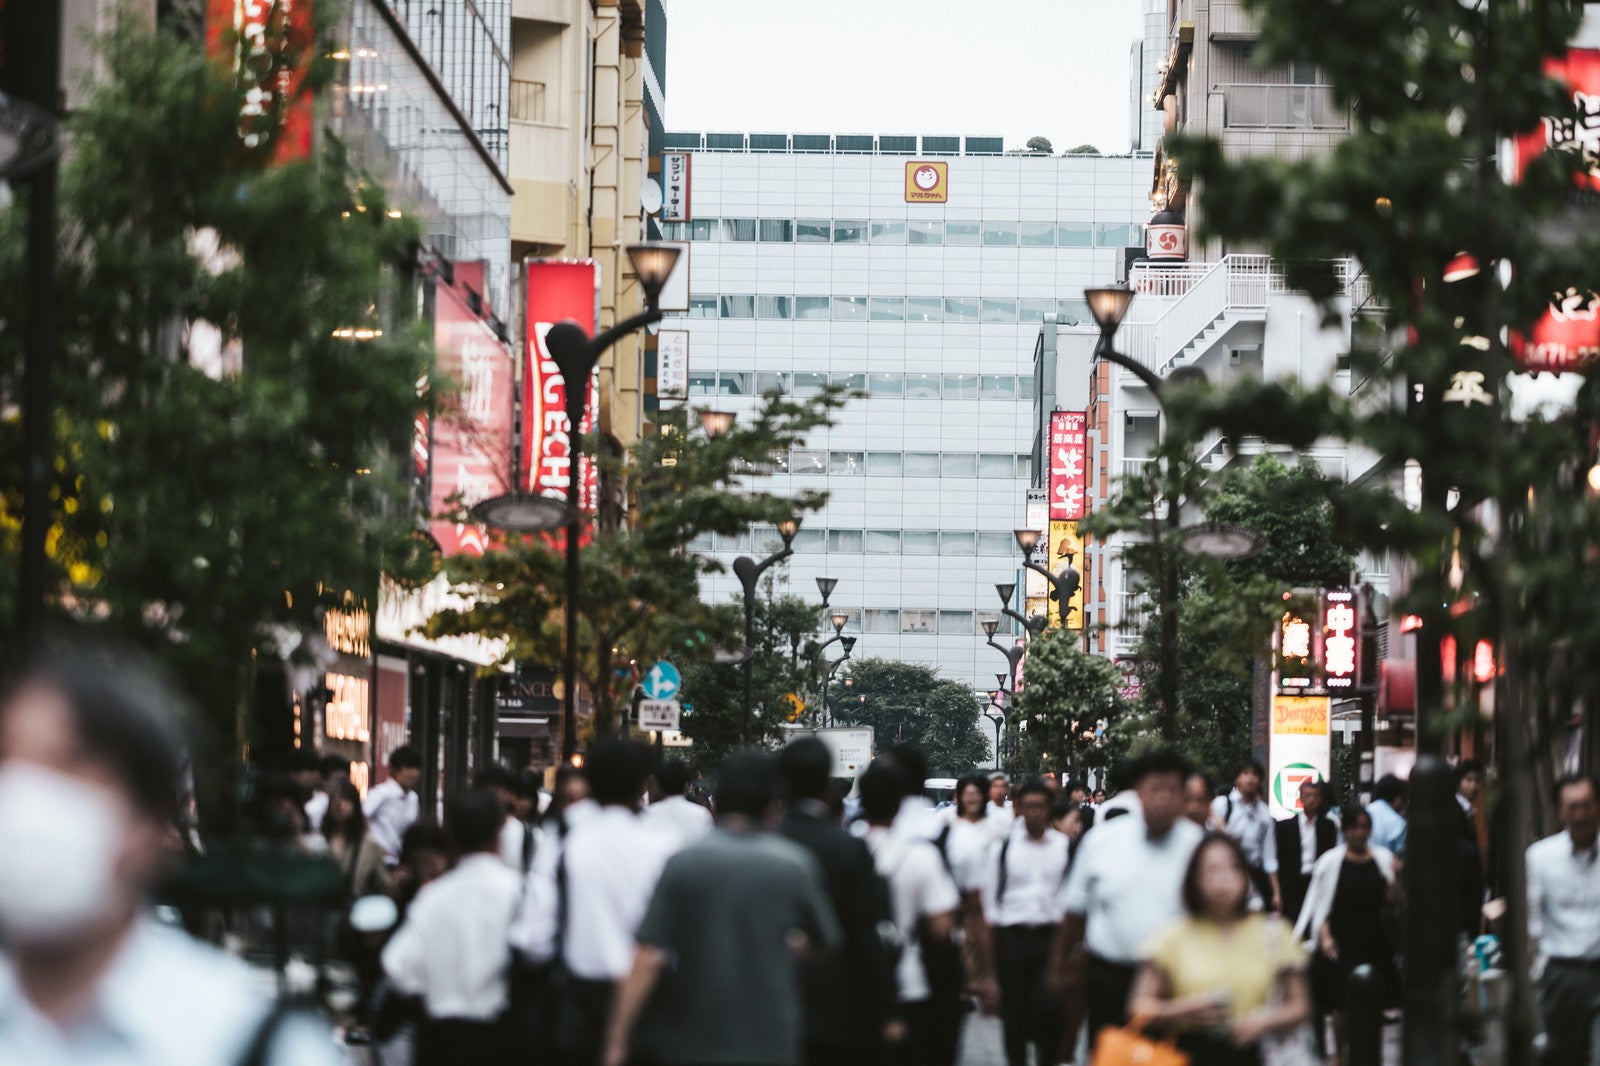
[643,758,712,847]
[1527,773,1600,1066]
[363,745,423,864]
[860,764,961,1066]
[472,766,534,875]
[1210,758,1281,911]
[976,779,1072,1066]
[383,788,521,1066]
[511,739,677,1064]
[0,644,340,1066]
[1054,748,1204,1051]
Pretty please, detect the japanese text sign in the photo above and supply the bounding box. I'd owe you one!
[1048,411,1087,521]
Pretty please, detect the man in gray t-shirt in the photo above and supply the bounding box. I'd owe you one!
[603,753,841,1066]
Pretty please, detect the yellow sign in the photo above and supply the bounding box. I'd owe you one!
[905,161,949,203]
[1271,695,1330,736]
[1025,596,1050,626]
[780,692,806,722]
[1045,521,1085,630]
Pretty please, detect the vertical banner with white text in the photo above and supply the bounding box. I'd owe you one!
[523,260,601,513]
[1048,411,1087,521]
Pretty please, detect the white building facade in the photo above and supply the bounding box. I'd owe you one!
[659,135,1151,691]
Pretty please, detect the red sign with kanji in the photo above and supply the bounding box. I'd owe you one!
[1048,411,1087,521]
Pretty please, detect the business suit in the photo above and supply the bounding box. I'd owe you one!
[1457,797,1485,936]
[1275,812,1339,923]
[780,802,896,1066]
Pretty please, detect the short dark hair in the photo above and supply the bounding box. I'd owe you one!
[388,745,422,772]
[1065,778,1089,796]
[883,743,929,795]
[713,752,777,819]
[286,747,322,774]
[3,641,188,822]
[1454,760,1485,787]
[1341,805,1372,832]
[586,739,654,807]
[1373,774,1406,804]
[1181,833,1254,918]
[1107,758,1136,791]
[1187,769,1213,793]
[473,766,517,794]
[956,774,989,802]
[445,789,505,854]
[859,763,902,824]
[1553,773,1600,808]
[656,758,693,797]
[1015,778,1053,805]
[1234,758,1267,780]
[322,777,367,842]
[1134,748,1191,785]
[319,754,350,778]
[515,768,542,799]
[400,821,448,865]
[778,738,832,801]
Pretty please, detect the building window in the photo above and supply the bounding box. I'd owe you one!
[906,297,943,323]
[833,220,867,244]
[832,296,869,321]
[976,609,1002,634]
[829,451,865,475]
[1058,299,1090,327]
[714,530,749,552]
[689,218,718,242]
[940,531,977,556]
[908,220,943,246]
[757,371,791,395]
[688,532,714,552]
[905,373,941,399]
[902,609,937,633]
[1020,297,1057,322]
[792,529,826,553]
[828,529,864,553]
[721,218,757,242]
[941,452,978,477]
[759,219,794,242]
[978,531,1014,555]
[903,532,939,555]
[1018,375,1036,400]
[868,372,903,396]
[790,448,826,473]
[865,608,901,633]
[870,221,906,245]
[866,530,902,554]
[795,296,831,320]
[797,219,831,243]
[831,372,867,391]
[981,298,1018,324]
[719,295,755,319]
[978,453,1015,477]
[793,372,829,396]
[943,374,979,400]
[945,220,981,246]
[939,609,974,633]
[1059,222,1092,247]
[660,222,686,240]
[758,295,793,319]
[769,449,791,473]
[1017,454,1033,477]
[688,372,716,396]
[983,221,1019,246]
[980,375,1017,400]
[870,297,905,322]
[867,451,903,475]
[905,451,941,476]
[1096,223,1137,247]
[1020,221,1055,247]
[718,371,754,396]
[944,297,980,324]
[688,295,718,318]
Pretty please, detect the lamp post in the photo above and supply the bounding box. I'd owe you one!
[982,618,1026,686]
[474,243,682,762]
[816,609,849,716]
[733,517,802,745]
[994,582,1044,636]
[822,639,854,726]
[984,690,1006,771]
[1011,529,1081,629]
[816,576,838,608]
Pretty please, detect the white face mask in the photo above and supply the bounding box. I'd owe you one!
[0,761,126,943]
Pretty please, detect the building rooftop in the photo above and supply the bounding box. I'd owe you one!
[663,132,1006,155]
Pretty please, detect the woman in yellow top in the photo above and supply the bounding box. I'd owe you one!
[1128,833,1312,1066]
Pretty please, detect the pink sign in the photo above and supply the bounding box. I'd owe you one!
[1048,411,1087,521]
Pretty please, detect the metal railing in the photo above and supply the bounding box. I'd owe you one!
[1117,591,1156,631]
[1221,83,1349,131]
[1121,456,1156,479]
[511,79,547,123]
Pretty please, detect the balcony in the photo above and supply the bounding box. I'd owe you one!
[1221,83,1349,132]
[511,79,548,124]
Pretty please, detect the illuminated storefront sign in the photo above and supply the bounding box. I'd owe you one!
[523,260,601,512]
[206,0,314,162]
[1268,695,1330,819]
[1275,588,1359,696]
[1048,411,1087,521]
[1322,589,1358,690]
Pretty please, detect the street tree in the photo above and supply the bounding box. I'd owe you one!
[1010,628,1125,778]
[835,658,989,776]
[0,23,430,773]
[425,390,846,737]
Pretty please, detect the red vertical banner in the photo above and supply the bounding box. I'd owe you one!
[1048,411,1087,521]
[523,260,601,512]
[206,0,315,163]
[430,271,516,556]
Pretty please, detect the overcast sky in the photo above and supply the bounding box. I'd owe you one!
[663,0,1146,155]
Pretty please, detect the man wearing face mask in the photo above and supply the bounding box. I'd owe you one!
[0,642,343,1066]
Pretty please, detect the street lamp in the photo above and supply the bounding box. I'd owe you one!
[698,409,736,438]
[1014,528,1081,628]
[733,517,801,744]
[984,690,1006,771]
[822,642,854,726]
[477,242,681,762]
[816,576,838,607]
[995,581,1042,635]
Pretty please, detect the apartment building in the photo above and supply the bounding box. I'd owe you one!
[660,134,1151,691]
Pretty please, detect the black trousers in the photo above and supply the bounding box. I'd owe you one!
[994,925,1063,1066]
[1085,955,1139,1053]
[416,1017,508,1066]
[1540,958,1600,1066]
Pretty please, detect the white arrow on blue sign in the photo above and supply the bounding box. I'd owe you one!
[642,660,682,701]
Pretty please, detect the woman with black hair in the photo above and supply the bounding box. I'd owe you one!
[323,777,394,901]
[1129,833,1311,1066]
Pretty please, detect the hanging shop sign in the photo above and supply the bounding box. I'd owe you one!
[523,259,601,512]
[1268,694,1331,819]
[657,329,690,402]
[1048,411,1087,521]
[662,152,692,222]
[1045,520,1085,630]
[206,0,314,162]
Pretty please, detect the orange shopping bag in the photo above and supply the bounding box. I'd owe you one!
[1090,1018,1189,1066]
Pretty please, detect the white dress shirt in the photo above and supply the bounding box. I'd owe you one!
[896,795,946,841]
[520,805,678,981]
[304,789,329,833]
[1061,815,1204,964]
[642,794,713,847]
[943,817,994,893]
[0,919,342,1066]
[363,778,418,860]
[1527,829,1600,962]
[499,816,534,873]
[1211,790,1279,874]
[1368,799,1407,855]
[382,853,521,1020]
[866,827,961,1003]
[1299,815,1320,877]
[981,827,1072,927]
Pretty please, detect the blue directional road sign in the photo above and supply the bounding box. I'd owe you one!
[642,660,682,701]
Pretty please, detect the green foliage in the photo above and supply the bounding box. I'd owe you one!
[833,658,990,776]
[1025,136,1055,154]
[0,22,429,756]
[1011,629,1125,777]
[1063,143,1102,156]
[425,390,846,735]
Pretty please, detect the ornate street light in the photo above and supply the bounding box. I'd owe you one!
[733,517,801,743]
